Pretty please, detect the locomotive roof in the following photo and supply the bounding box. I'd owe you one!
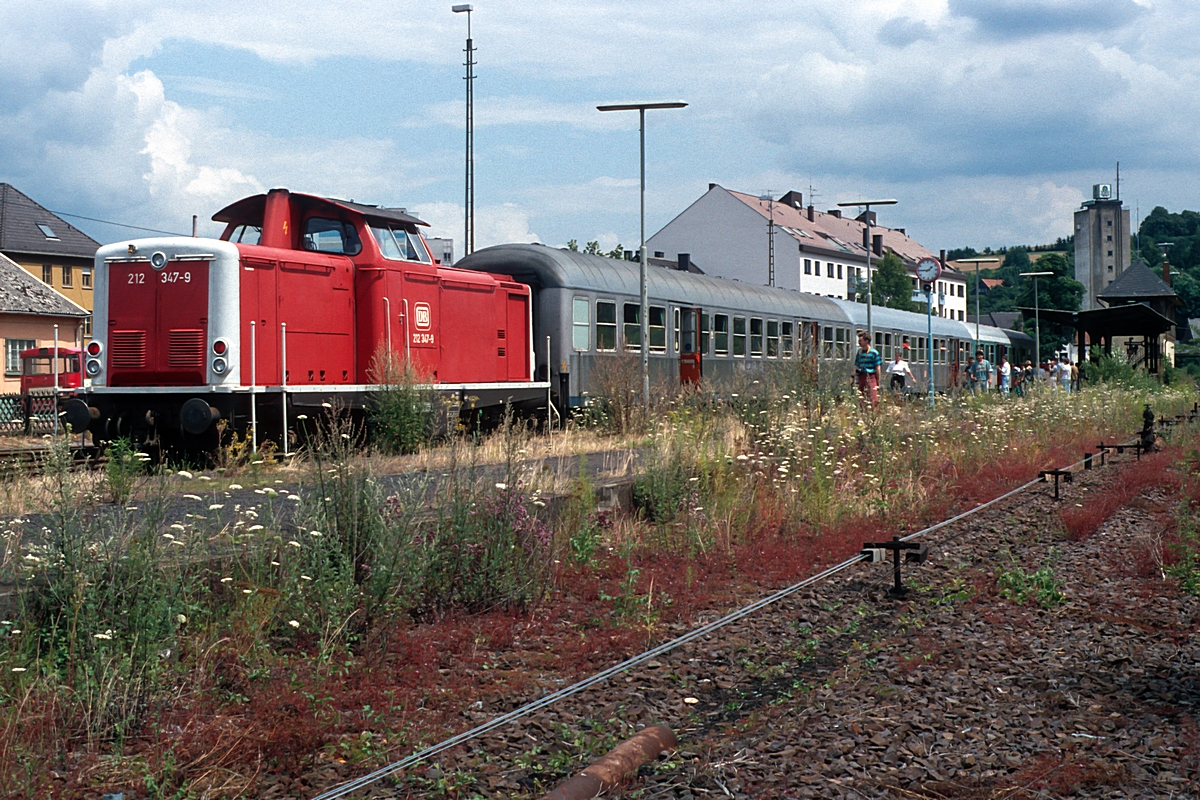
[212,191,429,228]
[458,244,854,324]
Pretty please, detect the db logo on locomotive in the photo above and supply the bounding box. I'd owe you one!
[413,303,431,331]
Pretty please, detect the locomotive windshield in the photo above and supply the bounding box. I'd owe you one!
[370,224,431,263]
[302,217,362,255]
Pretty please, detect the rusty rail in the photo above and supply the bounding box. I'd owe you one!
[540,725,677,800]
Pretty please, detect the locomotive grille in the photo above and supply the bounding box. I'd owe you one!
[497,329,505,339]
[109,330,147,369]
[168,329,206,369]
[497,347,506,357]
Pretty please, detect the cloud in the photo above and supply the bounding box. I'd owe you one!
[409,96,632,131]
[878,16,936,48]
[948,0,1148,38]
[410,200,540,262]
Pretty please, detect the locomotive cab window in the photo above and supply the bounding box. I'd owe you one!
[596,301,617,351]
[371,224,431,263]
[623,303,641,350]
[572,297,589,351]
[302,217,362,256]
[228,225,262,245]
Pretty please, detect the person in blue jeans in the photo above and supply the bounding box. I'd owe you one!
[966,350,992,394]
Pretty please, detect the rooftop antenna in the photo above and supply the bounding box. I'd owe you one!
[759,190,776,287]
[1116,161,1120,202]
[806,181,820,208]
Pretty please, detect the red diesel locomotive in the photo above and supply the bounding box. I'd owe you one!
[66,189,545,448]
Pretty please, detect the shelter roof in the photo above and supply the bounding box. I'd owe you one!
[1019,304,1175,337]
[0,184,100,259]
[0,252,88,317]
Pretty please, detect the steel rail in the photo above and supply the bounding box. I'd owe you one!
[310,438,1144,800]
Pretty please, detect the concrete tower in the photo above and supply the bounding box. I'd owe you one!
[1074,183,1131,311]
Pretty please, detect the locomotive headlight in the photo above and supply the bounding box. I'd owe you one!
[211,357,228,375]
[150,251,168,269]
[85,359,102,377]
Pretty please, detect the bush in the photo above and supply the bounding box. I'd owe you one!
[1083,352,1158,391]
[366,347,435,454]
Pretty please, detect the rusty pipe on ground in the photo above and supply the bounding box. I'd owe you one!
[539,725,677,800]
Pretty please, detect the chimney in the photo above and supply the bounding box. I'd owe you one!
[896,228,906,235]
[261,188,293,250]
[678,253,691,272]
[708,183,717,191]
[827,209,842,219]
[940,249,946,270]
[855,210,876,226]
[807,205,815,222]
[873,234,883,257]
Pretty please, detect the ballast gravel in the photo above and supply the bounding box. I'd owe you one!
[296,449,1200,800]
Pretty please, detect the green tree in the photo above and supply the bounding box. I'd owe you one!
[566,239,579,251]
[871,251,917,312]
[1015,252,1083,359]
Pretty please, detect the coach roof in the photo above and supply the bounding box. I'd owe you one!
[458,243,852,323]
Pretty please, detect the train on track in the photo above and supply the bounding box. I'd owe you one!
[66,189,1032,451]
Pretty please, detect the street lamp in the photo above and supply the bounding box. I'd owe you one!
[957,257,1000,352]
[1021,270,1053,371]
[452,4,475,257]
[596,100,687,411]
[837,199,897,342]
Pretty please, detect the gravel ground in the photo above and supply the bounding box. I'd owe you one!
[297,446,1200,800]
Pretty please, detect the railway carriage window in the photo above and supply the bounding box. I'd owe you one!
[673,308,681,353]
[835,328,848,359]
[750,318,763,357]
[623,303,641,351]
[303,217,362,256]
[804,259,812,275]
[572,298,590,351]
[781,321,794,358]
[596,301,617,351]
[228,225,262,244]
[733,316,747,356]
[370,224,430,262]
[648,306,667,352]
[714,315,729,356]
[822,326,834,359]
[701,314,711,355]
[766,320,779,358]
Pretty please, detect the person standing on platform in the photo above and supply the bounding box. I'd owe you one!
[998,356,1012,397]
[966,350,993,395]
[853,332,882,408]
[886,349,914,396]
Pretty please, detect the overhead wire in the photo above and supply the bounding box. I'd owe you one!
[47,209,189,237]
[310,439,1141,800]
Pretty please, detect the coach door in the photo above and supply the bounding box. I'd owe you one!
[679,307,702,384]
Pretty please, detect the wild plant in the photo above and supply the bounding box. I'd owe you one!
[366,346,436,455]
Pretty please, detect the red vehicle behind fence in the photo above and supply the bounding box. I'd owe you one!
[20,346,82,395]
[67,188,545,450]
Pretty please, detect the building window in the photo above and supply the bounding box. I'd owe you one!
[1108,264,1113,272]
[572,297,589,351]
[623,303,641,351]
[5,339,36,375]
[1106,235,1113,242]
[837,263,843,280]
[41,264,53,284]
[84,315,93,337]
[596,301,616,351]
[1106,219,1112,227]
[714,314,729,356]
[750,318,763,357]
[959,285,964,297]
[958,310,964,321]
[61,265,73,287]
[648,305,667,352]
[781,321,794,358]
[36,223,59,240]
[804,258,812,275]
[766,319,779,357]
[82,267,92,289]
[733,316,747,356]
[1107,250,1113,257]
[826,262,834,278]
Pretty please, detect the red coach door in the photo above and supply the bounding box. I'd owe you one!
[679,307,702,385]
[505,292,530,381]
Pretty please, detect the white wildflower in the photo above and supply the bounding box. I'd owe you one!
[177,470,194,480]
[288,620,300,628]
[176,614,187,624]
[229,484,243,490]
[287,540,302,548]
[248,524,264,532]
[208,504,224,510]
[495,483,507,490]
[183,494,203,501]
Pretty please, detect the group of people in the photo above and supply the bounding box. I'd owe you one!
[853,331,1080,407]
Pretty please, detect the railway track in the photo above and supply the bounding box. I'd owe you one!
[0,443,104,473]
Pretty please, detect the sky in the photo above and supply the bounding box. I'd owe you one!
[1,0,1196,260]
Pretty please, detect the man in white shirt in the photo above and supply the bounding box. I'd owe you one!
[886,350,915,395]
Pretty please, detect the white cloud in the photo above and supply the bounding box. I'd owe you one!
[411,200,540,262]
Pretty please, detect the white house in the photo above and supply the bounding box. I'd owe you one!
[646,184,969,321]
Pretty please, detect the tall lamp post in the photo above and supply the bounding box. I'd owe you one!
[452,4,475,256]
[837,199,896,342]
[760,192,776,287]
[1020,270,1053,372]
[596,101,687,412]
[958,257,999,353]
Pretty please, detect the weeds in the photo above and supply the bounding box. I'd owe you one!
[997,554,1066,608]
[367,347,436,455]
